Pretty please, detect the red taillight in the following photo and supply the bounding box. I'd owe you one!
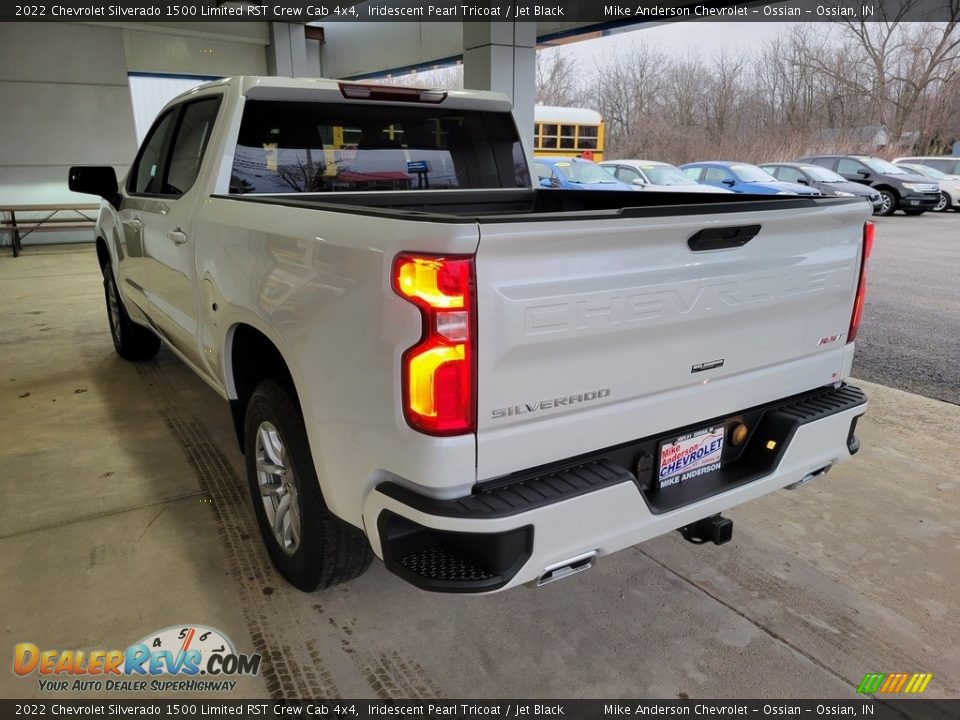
[848,220,874,343]
[392,254,475,435]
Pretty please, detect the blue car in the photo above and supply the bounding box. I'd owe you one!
[534,157,634,191]
[679,161,820,195]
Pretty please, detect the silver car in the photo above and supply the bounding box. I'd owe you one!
[894,162,960,212]
[600,159,734,193]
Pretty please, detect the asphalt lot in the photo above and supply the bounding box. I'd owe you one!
[852,212,960,406]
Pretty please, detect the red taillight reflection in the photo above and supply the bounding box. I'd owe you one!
[848,221,874,343]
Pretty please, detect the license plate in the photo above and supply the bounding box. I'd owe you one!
[656,426,725,490]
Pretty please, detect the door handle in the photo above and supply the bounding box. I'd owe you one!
[167,229,188,245]
[687,224,761,252]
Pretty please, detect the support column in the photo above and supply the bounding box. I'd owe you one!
[462,22,536,160]
[266,22,308,77]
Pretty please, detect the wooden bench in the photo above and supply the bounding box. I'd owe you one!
[1,204,99,258]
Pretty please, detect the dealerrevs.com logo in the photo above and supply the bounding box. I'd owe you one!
[13,625,261,693]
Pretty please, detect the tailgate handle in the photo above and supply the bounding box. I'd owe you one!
[688,224,760,251]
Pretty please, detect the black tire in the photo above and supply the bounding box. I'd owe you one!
[903,209,926,216]
[875,189,897,216]
[244,379,373,592]
[102,261,161,361]
[935,193,949,212]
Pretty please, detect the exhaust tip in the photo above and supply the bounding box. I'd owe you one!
[534,551,597,587]
[786,464,832,490]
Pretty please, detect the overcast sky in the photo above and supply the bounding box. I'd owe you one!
[547,21,797,61]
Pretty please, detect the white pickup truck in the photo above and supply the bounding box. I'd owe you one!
[69,77,870,594]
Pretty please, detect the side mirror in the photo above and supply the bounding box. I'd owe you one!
[722,178,736,186]
[797,177,810,185]
[539,178,554,188]
[857,169,871,179]
[632,178,648,187]
[69,166,120,208]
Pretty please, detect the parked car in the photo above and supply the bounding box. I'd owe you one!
[761,162,882,212]
[798,155,940,216]
[599,159,733,193]
[68,76,870,595]
[892,155,960,176]
[534,157,634,191]
[679,161,821,195]
[893,162,960,212]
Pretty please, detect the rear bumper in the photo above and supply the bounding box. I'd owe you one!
[363,384,867,593]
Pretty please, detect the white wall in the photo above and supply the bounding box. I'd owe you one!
[0,23,138,208]
[129,74,216,143]
[122,22,269,76]
[0,21,270,246]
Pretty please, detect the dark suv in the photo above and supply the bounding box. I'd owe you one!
[798,155,941,216]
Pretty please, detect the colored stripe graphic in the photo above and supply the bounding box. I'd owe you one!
[857,673,886,694]
[915,673,933,693]
[857,672,932,694]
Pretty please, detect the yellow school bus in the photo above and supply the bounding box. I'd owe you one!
[533,105,605,162]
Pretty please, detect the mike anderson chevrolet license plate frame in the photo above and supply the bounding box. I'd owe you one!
[656,425,726,490]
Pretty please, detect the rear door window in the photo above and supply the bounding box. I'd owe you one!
[231,100,525,193]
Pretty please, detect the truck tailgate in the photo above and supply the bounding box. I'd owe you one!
[474,199,871,481]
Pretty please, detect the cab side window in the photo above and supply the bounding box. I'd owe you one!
[129,109,178,195]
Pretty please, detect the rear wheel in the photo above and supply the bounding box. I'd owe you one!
[875,189,897,216]
[244,379,373,591]
[102,261,160,360]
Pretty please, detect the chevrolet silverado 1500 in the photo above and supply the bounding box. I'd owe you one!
[69,77,870,593]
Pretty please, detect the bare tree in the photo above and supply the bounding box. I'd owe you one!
[371,65,464,89]
[594,47,666,157]
[535,50,585,106]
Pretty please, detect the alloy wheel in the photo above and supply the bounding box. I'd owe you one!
[255,421,302,556]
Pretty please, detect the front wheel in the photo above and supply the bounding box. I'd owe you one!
[244,379,373,592]
[874,190,897,217]
[935,193,949,212]
[102,261,160,360]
